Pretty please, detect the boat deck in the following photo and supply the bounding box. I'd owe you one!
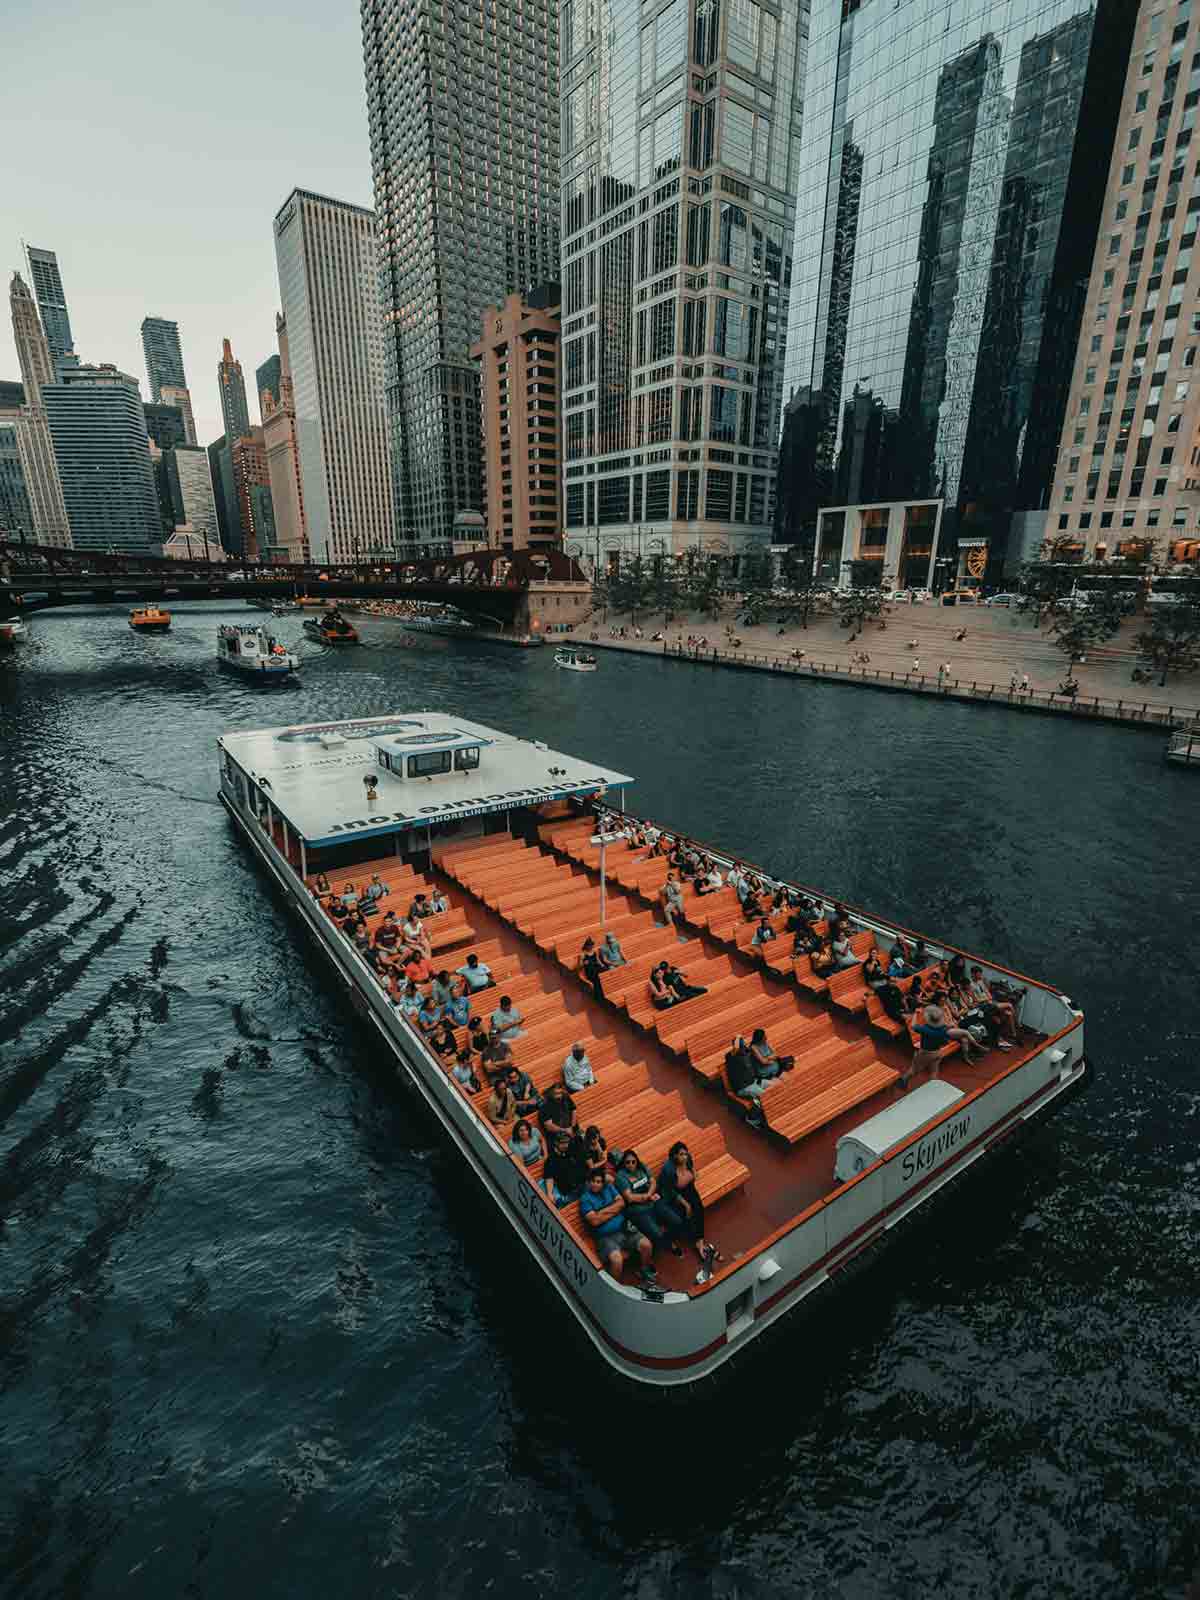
[290,811,1047,1298]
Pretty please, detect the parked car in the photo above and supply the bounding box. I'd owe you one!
[986,592,1020,607]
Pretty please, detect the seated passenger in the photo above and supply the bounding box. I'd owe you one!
[416,995,443,1034]
[581,1124,610,1182]
[466,1018,490,1059]
[831,934,858,970]
[792,924,821,958]
[659,873,685,930]
[490,995,524,1039]
[749,1026,793,1075]
[402,914,431,956]
[648,963,675,1009]
[445,989,472,1028]
[544,1133,587,1208]
[456,953,494,992]
[539,1084,578,1143]
[409,892,433,919]
[696,861,724,896]
[486,1076,520,1124]
[450,1049,481,1093]
[374,912,401,950]
[312,872,331,898]
[751,915,776,947]
[327,896,350,925]
[479,1029,513,1075]
[506,1066,542,1117]
[562,1042,596,1092]
[811,941,839,979]
[861,949,886,988]
[579,937,605,1000]
[886,943,912,980]
[911,938,931,971]
[339,882,359,911]
[430,969,456,1007]
[725,1037,770,1123]
[664,962,707,1001]
[598,930,626,969]
[361,873,388,915]
[395,980,424,1020]
[508,1118,544,1167]
[966,966,1017,1047]
[430,1018,458,1058]
[428,889,450,914]
[579,1170,656,1285]
[657,1141,720,1280]
[615,1149,684,1254]
[403,950,433,986]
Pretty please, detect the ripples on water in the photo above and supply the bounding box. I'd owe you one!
[1,603,1196,1599]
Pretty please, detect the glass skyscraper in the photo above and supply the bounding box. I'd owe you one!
[779,0,1135,575]
[361,0,560,545]
[141,316,187,401]
[559,0,808,554]
[43,358,162,552]
[217,338,251,442]
[25,247,74,366]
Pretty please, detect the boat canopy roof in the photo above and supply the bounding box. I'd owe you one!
[219,711,634,847]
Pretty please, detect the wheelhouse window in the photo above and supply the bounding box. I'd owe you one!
[454,746,481,771]
[408,750,452,777]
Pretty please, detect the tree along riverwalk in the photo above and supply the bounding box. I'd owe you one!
[583,636,1199,733]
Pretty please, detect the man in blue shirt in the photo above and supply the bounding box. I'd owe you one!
[579,1171,656,1285]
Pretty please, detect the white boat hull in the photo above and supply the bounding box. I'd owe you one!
[221,782,1088,1388]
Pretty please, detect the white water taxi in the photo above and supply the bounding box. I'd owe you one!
[398,606,477,638]
[217,623,298,680]
[218,710,1087,1387]
[0,616,29,646]
[554,647,598,672]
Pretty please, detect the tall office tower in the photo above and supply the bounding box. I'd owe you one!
[141,316,187,400]
[159,384,197,445]
[261,312,309,561]
[1047,0,1200,567]
[0,384,35,541]
[779,0,1136,581]
[143,400,189,451]
[25,246,74,364]
[43,357,161,551]
[255,353,281,418]
[470,284,562,551]
[557,0,806,555]
[8,271,72,546]
[230,428,276,561]
[273,189,393,562]
[361,1,559,546]
[207,434,243,556]
[217,337,250,442]
[163,445,220,550]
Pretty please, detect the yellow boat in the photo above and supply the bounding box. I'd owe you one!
[129,606,172,632]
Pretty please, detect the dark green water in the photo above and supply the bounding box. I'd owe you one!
[1,601,1197,1599]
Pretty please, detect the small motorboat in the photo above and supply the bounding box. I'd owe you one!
[0,616,29,647]
[554,646,598,672]
[217,623,299,680]
[129,606,172,632]
[303,610,360,644]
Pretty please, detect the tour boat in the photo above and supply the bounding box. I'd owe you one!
[1166,722,1200,766]
[129,605,172,632]
[398,606,477,638]
[0,616,28,646]
[554,646,598,672]
[217,711,1088,1389]
[217,622,298,679]
[303,612,360,644]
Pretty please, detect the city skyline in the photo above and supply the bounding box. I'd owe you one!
[0,0,372,448]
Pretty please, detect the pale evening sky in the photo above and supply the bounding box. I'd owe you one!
[1,0,375,447]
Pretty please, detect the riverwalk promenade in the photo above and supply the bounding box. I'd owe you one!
[569,604,1199,732]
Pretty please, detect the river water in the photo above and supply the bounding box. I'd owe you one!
[1,602,1196,1600]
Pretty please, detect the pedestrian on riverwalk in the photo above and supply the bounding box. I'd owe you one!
[1021,672,1030,693]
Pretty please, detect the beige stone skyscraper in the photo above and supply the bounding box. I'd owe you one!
[261,312,309,562]
[7,270,71,547]
[1047,0,1200,565]
[273,189,392,563]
